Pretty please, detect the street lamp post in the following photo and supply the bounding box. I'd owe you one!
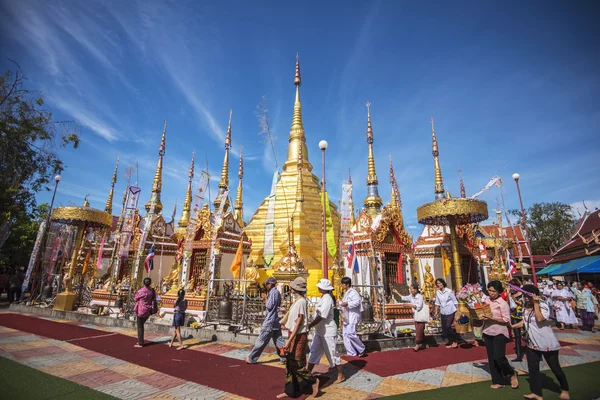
[512,173,537,286]
[32,175,62,300]
[319,140,329,279]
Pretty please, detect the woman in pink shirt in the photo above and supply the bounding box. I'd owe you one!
[133,277,157,347]
[482,280,518,390]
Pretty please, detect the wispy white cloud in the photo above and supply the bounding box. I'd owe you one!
[570,200,600,217]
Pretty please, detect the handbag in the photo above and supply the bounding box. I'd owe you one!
[414,304,430,323]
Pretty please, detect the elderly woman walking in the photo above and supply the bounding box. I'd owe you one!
[133,277,157,347]
[277,277,317,399]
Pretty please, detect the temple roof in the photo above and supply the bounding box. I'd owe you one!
[479,224,531,258]
[548,209,600,264]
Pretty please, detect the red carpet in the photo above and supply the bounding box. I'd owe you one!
[0,313,323,399]
[343,342,514,377]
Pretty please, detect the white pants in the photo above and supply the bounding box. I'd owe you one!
[308,334,341,366]
[343,322,365,356]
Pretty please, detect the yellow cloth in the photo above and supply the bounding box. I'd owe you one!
[441,246,451,279]
[82,244,92,275]
[320,192,337,257]
[230,237,244,279]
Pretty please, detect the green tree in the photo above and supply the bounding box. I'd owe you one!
[0,203,48,267]
[509,202,577,255]
[0,66,79,263]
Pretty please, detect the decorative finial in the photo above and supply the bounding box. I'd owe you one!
[105,156,119,214]
[431,117,445,200]
[364,101,382,215]
[389,154,401,208]
[234,145,244,227]
[83,195,90,207]
[459,169,466,198]
[348,168,352,185]
[294,53,301,86]
[225,109,232,149]
[178,152,195,228]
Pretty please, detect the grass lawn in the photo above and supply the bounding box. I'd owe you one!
[381,361,600,400]
[0,356,116,400]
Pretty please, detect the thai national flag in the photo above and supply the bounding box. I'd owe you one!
[506,250,517,278]
[346,238,359,274]
[145,244,155,273]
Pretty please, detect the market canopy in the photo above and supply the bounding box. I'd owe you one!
[547,256,600,275]
[537,263,564,275]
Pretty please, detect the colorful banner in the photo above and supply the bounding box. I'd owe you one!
[96,232,105,269]
[47,235,62,273]
[469,177,502,199]
[22,220,46,294]
[340,183,353,247]
[118,186,141,258]
[262,170,279,266]
[320,192,337,257]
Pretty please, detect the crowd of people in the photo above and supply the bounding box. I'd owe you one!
[131,274,599,399]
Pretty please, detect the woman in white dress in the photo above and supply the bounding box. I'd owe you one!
[552,281,578,329]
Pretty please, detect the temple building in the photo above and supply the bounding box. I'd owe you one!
[244,56,340,296]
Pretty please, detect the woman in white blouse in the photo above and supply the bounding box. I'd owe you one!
[552,281,578,330]
[394,284,428,352]
[512,284,570,400]
[434,278,458,348]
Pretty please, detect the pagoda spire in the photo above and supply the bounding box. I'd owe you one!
[348,168,355,227]
[145,119,167,214]
[431,118,445,200]
[105,156,119,214]
[283,53,312,172]
[234,145,244,227]
[214,110,232,211]
[389,154,401,208]
[459,169,466,198]
[363,102,382,215]
[178,152,195,228]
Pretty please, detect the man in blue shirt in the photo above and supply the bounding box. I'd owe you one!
[245,277,285,364]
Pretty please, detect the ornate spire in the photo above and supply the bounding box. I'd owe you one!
[363,102,382,215]
[389,154,401,208]
[348,168,356,227]
[431,118,445,200]
[214,110,232,211]
[459,169,466,198]
[145,119,167,213]
[178,152,195,228]
[105,156,119,214]
[234,146,244,227]
[283,54,312,172]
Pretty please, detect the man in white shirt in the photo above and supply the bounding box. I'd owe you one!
[307,279,344,384]
[340,277,366,357]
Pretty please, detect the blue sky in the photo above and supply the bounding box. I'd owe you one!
[1,0,599,237]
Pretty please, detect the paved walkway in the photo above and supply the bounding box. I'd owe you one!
[1,311,600,399]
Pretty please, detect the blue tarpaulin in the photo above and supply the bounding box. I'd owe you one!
[577,256,600,274]
[549,256,600,275]
[538,263,564,275]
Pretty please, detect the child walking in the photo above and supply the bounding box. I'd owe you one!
[169,289,187,350]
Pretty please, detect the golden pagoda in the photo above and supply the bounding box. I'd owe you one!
[364,102,383,215]
[244,55,340,295]
[177,152,195,237]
